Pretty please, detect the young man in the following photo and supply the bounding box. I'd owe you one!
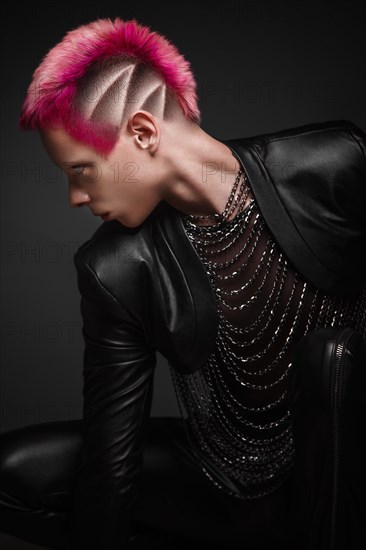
[1,17,366,550]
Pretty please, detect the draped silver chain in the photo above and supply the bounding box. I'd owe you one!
[169,162,366,500]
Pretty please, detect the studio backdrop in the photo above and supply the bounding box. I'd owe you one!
[1,0,365,432]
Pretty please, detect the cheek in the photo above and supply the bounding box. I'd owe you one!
[107,163,134,190]
[86,164,114,189]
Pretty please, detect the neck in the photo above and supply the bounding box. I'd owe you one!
[160,124,247,220]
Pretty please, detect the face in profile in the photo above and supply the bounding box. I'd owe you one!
[40,123,164,228]
[20,18,201,228]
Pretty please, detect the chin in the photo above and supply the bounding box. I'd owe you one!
[115,215,146,229]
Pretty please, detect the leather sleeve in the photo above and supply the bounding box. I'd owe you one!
[69,251,156,549]
[345,119,366,161]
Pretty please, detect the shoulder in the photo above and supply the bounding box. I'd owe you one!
[74,200,174,268]
[257,119,366,207]
[73,201,176,311]
[225,119,366,297]
[262,119,366,173]
[226,118,366,204]
[228,119,366,169]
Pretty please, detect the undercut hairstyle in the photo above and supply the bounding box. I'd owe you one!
[19,17,201,156]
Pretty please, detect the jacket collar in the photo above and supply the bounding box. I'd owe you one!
[153,201,219,372]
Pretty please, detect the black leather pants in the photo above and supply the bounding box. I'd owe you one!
[0,327,365,550]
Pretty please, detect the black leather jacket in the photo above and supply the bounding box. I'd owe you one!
[69,119,366,548]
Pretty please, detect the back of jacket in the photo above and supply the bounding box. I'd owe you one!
[69,118,366,549]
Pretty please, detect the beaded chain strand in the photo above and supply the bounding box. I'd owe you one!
[169,161,366,500]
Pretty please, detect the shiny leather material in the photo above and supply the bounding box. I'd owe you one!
[74,119,366,376]
[74,199,219,376]
[225,119,366,298]
[0,417,294,550]
[1,120,365,549]
[288,326,366,549]
[1,328,365,549]
[67,119,366,548]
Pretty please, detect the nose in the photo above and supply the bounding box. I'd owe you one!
[68,186,91,208]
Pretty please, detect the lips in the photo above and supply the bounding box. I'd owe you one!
[93,211,110,220]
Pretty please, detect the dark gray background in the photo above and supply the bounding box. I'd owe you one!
[1,1,366,432]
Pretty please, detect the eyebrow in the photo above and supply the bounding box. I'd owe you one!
[61,161,90,166]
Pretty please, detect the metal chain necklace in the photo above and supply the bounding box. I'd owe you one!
[170,160,366,500]
[183,166,253,227]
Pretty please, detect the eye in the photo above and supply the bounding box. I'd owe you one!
[71,165,86,175]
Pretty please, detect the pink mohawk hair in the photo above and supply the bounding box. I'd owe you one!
[19,17,201,156]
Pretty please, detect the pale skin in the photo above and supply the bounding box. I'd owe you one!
[40,109,253,228]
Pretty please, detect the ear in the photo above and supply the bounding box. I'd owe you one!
[128,110,160,153]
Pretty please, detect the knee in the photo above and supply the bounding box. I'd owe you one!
[288,326,366,412]
[0,420,83,506]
